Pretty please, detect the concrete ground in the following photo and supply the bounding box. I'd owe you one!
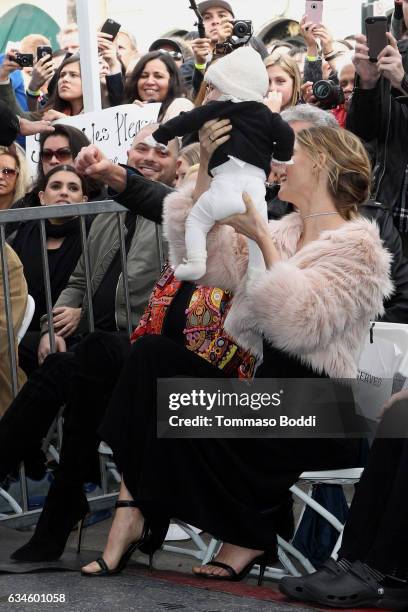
[0,477,385,612]
[0,518,316,612]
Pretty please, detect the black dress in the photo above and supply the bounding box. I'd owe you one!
[99,336,360,552]
[10,217,91,374]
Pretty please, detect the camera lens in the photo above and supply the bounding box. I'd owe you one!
[314,81,331,100]
[235,22,247,36]
[311,2,317,8]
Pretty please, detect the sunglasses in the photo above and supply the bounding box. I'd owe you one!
[157,49,183,61]
[40,147,73,162]
[0,167,18,178]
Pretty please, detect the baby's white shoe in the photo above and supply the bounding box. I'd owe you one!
[175,259,207,281]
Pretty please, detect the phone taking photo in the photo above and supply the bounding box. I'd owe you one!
[365,16,388,62]
[305,0,323,24]
[100,18,121,41]
[37,46,53,63]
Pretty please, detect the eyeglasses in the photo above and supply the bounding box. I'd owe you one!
[157,49,183,61]
[0,167,18,178]
[41,147,73,162]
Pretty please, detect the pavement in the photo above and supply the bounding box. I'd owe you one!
[0,518,316,612]
[0,478,387,612]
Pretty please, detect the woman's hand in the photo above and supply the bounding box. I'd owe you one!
[300,16,319,56]
[38,333,67,365]
[29,54,54,91]
[264,90,283,113]
[97,32,122,75]
[312,24,334,56]
[199,118,232,161]
[219,193,281,268]
[219,192,267,241]
[52,306,81,337]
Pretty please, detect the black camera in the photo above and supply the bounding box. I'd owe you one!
[14,52,34,68]
[231,19,253,39]
[312,80,345,110]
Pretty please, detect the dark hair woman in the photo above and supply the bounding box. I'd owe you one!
[9,165,91,375]
[6,124,103,237]
[124,51,193,122]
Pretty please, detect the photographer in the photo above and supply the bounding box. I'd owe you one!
[190,0,234,95]
[347,26,408,253]
[190,1,265,97]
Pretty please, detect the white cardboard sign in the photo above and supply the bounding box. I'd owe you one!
[26,103,161,182]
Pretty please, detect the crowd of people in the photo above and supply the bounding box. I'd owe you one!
[1,0,408,609]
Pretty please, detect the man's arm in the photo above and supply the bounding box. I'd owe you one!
[75,145,173,224]
[0,100,20,146]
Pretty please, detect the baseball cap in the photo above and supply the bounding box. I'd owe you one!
[197,1,235,17]
[149,38,183,60]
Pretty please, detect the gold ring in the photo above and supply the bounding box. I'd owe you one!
[209,134,214,142]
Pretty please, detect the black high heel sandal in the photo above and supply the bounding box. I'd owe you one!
[194,551,275,586]
[81,500,166,577]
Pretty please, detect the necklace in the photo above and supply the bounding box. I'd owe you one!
[302,211,339,220]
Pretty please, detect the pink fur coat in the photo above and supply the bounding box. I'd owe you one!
[163,184,393,378]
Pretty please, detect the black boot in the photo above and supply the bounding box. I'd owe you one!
[10,477,89,562]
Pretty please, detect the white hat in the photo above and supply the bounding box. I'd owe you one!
[205,47,269,103]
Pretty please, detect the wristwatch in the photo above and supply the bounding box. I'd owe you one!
[400,74,408,95]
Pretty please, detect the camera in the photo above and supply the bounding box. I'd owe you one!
[215,18,253,56]
[231,19,253,39]
[14,52,34,68]
[312,79,344,110]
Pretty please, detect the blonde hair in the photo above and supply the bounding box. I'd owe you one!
[264,54,301,108]
[0,145,31,203]
[19,34,50,55]
[296,127,371,219]
[178,143,200,168]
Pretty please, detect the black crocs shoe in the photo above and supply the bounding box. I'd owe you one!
[279,558,346,604]
[280,559,408,610]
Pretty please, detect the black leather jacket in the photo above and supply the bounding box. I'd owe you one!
[346,40,408,216]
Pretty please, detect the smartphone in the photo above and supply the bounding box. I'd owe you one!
[305,0,323,24]
[37,45,53,62]
[365,16,388,62]
[100,18,121,41]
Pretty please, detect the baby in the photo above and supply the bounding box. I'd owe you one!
[147,46,295,281]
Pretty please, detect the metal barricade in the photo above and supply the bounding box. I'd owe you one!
[0,200,165,527]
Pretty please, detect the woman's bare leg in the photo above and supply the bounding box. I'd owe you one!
[81,479,145,574]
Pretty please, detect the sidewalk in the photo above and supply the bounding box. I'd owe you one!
[0,519,385,612]
[0,519,316,612]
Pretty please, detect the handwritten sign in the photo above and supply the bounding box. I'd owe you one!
[26,103,161,181]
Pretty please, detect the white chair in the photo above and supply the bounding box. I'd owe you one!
[16,294,35,344]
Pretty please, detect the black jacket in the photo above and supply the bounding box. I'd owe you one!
[153,100,295,175]
[0,101,20,146]
[346,40,408,215]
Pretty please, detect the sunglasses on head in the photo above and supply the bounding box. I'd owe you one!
[40,147,73,162]
[0,167,18,177]
[157,49,183,61]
